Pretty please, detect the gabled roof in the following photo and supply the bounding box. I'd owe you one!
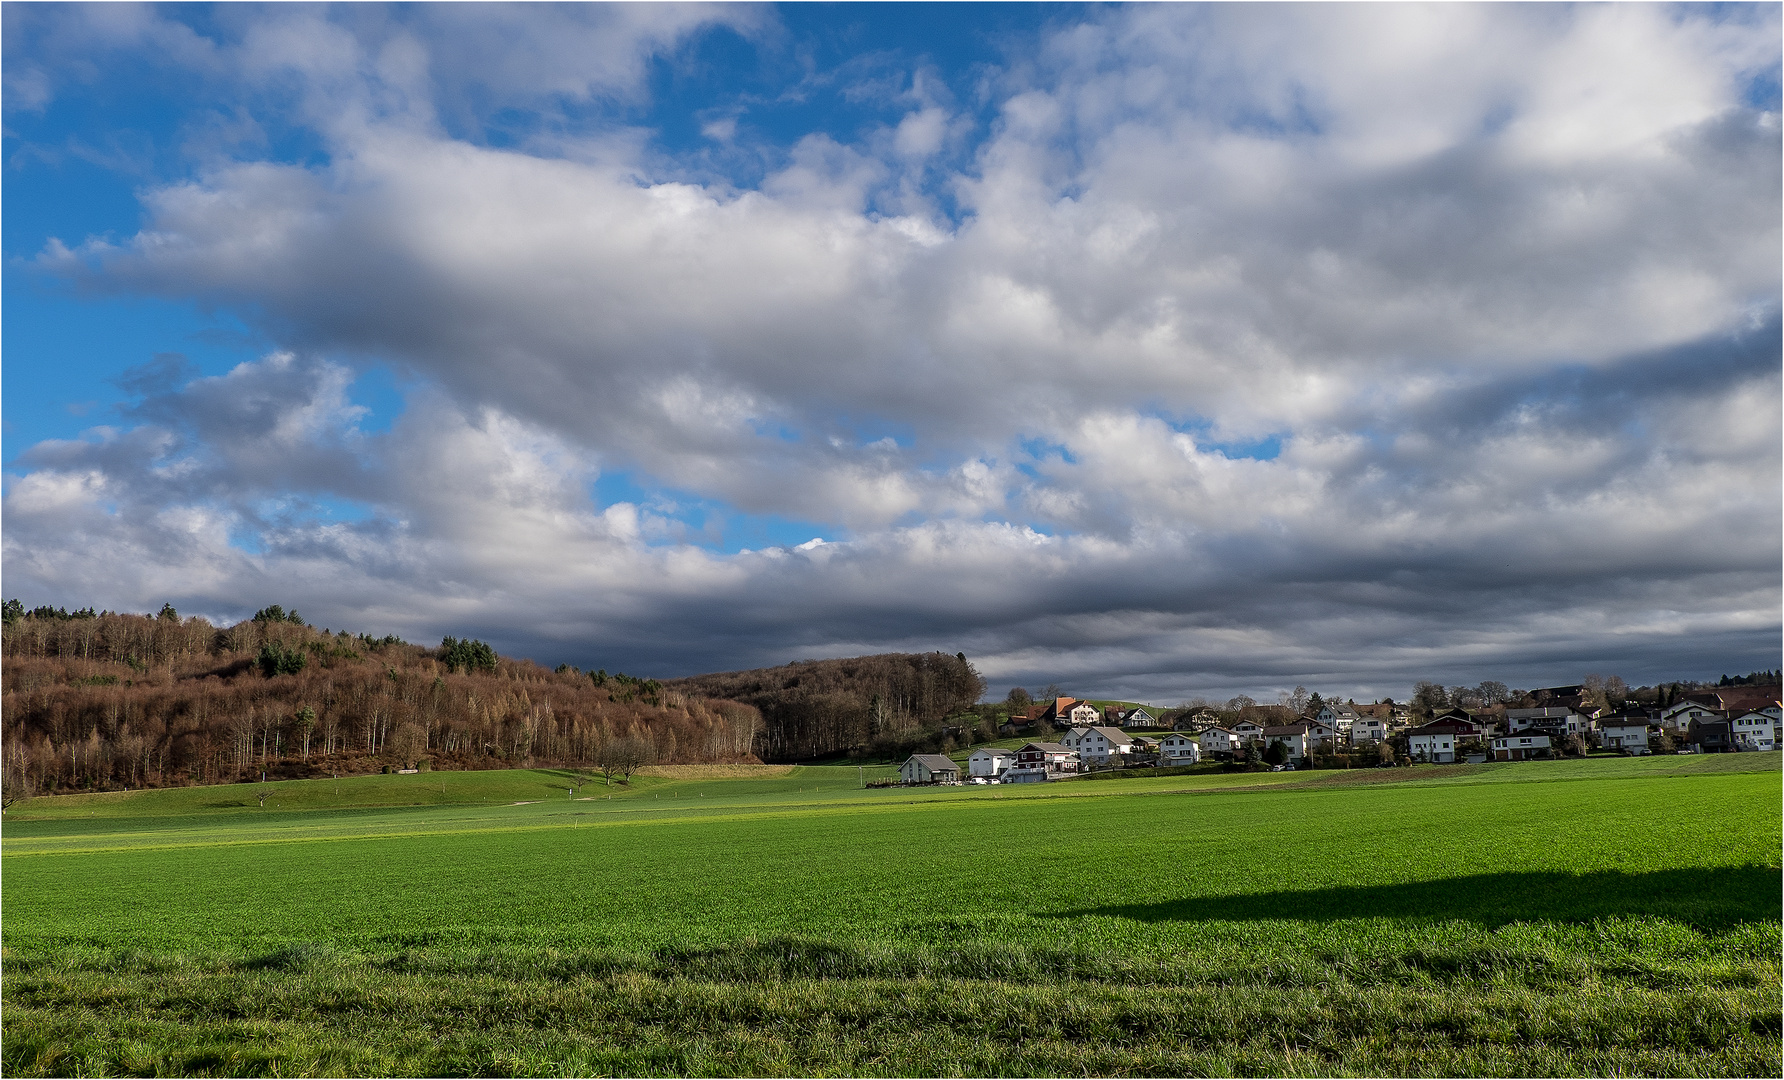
[1020,741,1073,753]
[1080,725,1132,743]
[1505,707,1579,720]
[905,754,958,771]
[969,746,1015,757]
[1262,723,1309,736]
[1198,726,1236,736]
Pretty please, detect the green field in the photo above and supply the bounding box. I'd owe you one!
[4,755,1779,1076]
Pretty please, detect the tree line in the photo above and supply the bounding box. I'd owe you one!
[666,651,987,762]
[2,604,760,799]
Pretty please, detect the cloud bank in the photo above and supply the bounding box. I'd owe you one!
[6,3,1780,700]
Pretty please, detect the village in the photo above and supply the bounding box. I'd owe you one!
[896,683,1784,785]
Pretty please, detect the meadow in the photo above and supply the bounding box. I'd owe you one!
[3,755,1779,1077]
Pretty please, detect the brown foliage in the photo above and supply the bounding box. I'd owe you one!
[666,651,986,761]
[2,612,760,796]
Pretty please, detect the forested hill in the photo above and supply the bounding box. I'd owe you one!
[1,605,760,798]
[665,652,987,762]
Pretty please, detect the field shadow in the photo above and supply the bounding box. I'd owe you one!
[1050,866,1781,932]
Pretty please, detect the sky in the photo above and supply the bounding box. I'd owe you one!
[3,2,1780,705]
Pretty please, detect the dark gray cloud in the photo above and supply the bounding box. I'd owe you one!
[6,4,1779,702]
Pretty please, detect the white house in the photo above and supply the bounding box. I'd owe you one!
[1159,732,1201,765]
[1304,719,1342,751]
[1598,720,1651,755]
[1730,712,1777,751]
[1660,700,1721,732]
[1312,702,1358,737]
[967,747,1015,779]
[1119,707,1159,728]
[1262,723,1309,760]
[1231,719,1267,745]
[1198,726,1240,757]
[1492,732,1550,761]
[899,754,960,785]
[1052,698,1101,727]
[1503,707,1589,738]
[1406,718,1477,764]
[1061,725,1135,765]
[1350,717,1390,745]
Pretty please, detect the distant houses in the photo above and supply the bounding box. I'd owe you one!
[896,682,1782,787]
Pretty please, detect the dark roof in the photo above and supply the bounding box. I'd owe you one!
[1409,719,1478,735]
[1020,742,1072,753]
[1262,723,1309,736]
[905,754,958,770]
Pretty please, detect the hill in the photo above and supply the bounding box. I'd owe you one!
[665,651,986,761]
[1,606,760,799]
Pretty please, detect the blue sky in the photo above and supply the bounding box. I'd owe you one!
[4,3,1779,702]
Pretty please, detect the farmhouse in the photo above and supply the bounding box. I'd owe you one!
[967,747,1014,779]
[899,754,960,785]
[1493,732,1550,760]
[1159,732,1201,764]
[1046,697,1103,727]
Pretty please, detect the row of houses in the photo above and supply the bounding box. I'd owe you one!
[897,722,1208,785]
[902,685,1783,781]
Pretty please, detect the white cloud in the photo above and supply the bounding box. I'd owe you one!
[8,4,1779,697]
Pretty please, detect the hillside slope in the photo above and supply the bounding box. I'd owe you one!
[2,608,759,798]
[666,652,986,761]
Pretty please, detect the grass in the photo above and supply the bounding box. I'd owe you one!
[3,755,1779,1076]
